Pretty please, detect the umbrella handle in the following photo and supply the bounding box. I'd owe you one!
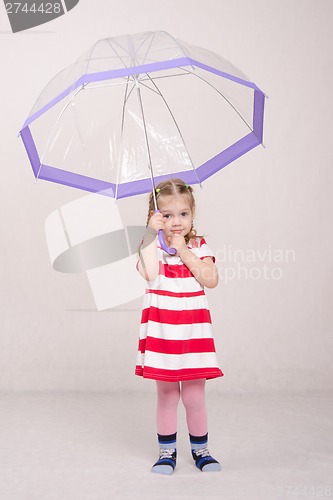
[158,229,177,255]
[154,211,177,255]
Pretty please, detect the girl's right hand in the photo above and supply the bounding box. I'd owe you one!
[148,211,164,233]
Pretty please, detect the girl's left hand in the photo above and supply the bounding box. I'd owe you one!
[167,234,187,257]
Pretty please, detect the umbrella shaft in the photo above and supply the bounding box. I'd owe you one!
[135,79,158,210]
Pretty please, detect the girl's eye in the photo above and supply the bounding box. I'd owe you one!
[163,214,170,219]
[181,212,189,217]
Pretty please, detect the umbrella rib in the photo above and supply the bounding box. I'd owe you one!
[179,68,253,132]
[112,34,156,67]
[159,30,192,63]
[88,72,190,92]
[84,39,101,75]
[83,73,190,93]
[37,85,86,180]
[139,72,191,82]
[143,73,201,186]
[138,81,160,96]
[140,32,156,67]
[115,76,132,200]
[135,77,158,209]
[105,38,130,69]
[84,79,134,90]
[122,80,137,105]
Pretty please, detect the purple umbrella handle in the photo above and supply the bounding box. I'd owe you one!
[154,210,177,255]
[158,229,177,255]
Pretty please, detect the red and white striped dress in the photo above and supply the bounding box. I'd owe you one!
[135,237,223,382]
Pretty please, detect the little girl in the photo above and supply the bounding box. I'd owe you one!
[136,178,223,475]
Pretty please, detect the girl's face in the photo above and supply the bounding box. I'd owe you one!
[157,194,193,241]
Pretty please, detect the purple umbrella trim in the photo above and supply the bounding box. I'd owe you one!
[20,55,265,198]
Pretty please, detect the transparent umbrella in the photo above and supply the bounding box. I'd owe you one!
[20,30,265,253]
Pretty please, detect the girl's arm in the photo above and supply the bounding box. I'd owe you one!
[137,212,164,282]
[168,234,218,288]
[180,249,218,288]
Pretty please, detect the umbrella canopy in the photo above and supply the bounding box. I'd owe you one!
[20,30,265,200]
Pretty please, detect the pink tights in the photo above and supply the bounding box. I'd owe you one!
[156,379,208,436]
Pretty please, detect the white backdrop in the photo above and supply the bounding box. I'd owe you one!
[0,0,332,393]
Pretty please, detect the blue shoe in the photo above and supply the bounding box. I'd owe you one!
[192,447,221,472]
[151,448,177,475]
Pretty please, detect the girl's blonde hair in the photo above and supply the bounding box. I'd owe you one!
[147,178,200,244]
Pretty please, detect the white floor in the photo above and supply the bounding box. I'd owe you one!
[0,392,332,500]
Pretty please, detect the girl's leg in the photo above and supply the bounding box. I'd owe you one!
[152,381,180,475]
[156,380,180,435]
[181,379,221,472]
[181,378,208,436]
